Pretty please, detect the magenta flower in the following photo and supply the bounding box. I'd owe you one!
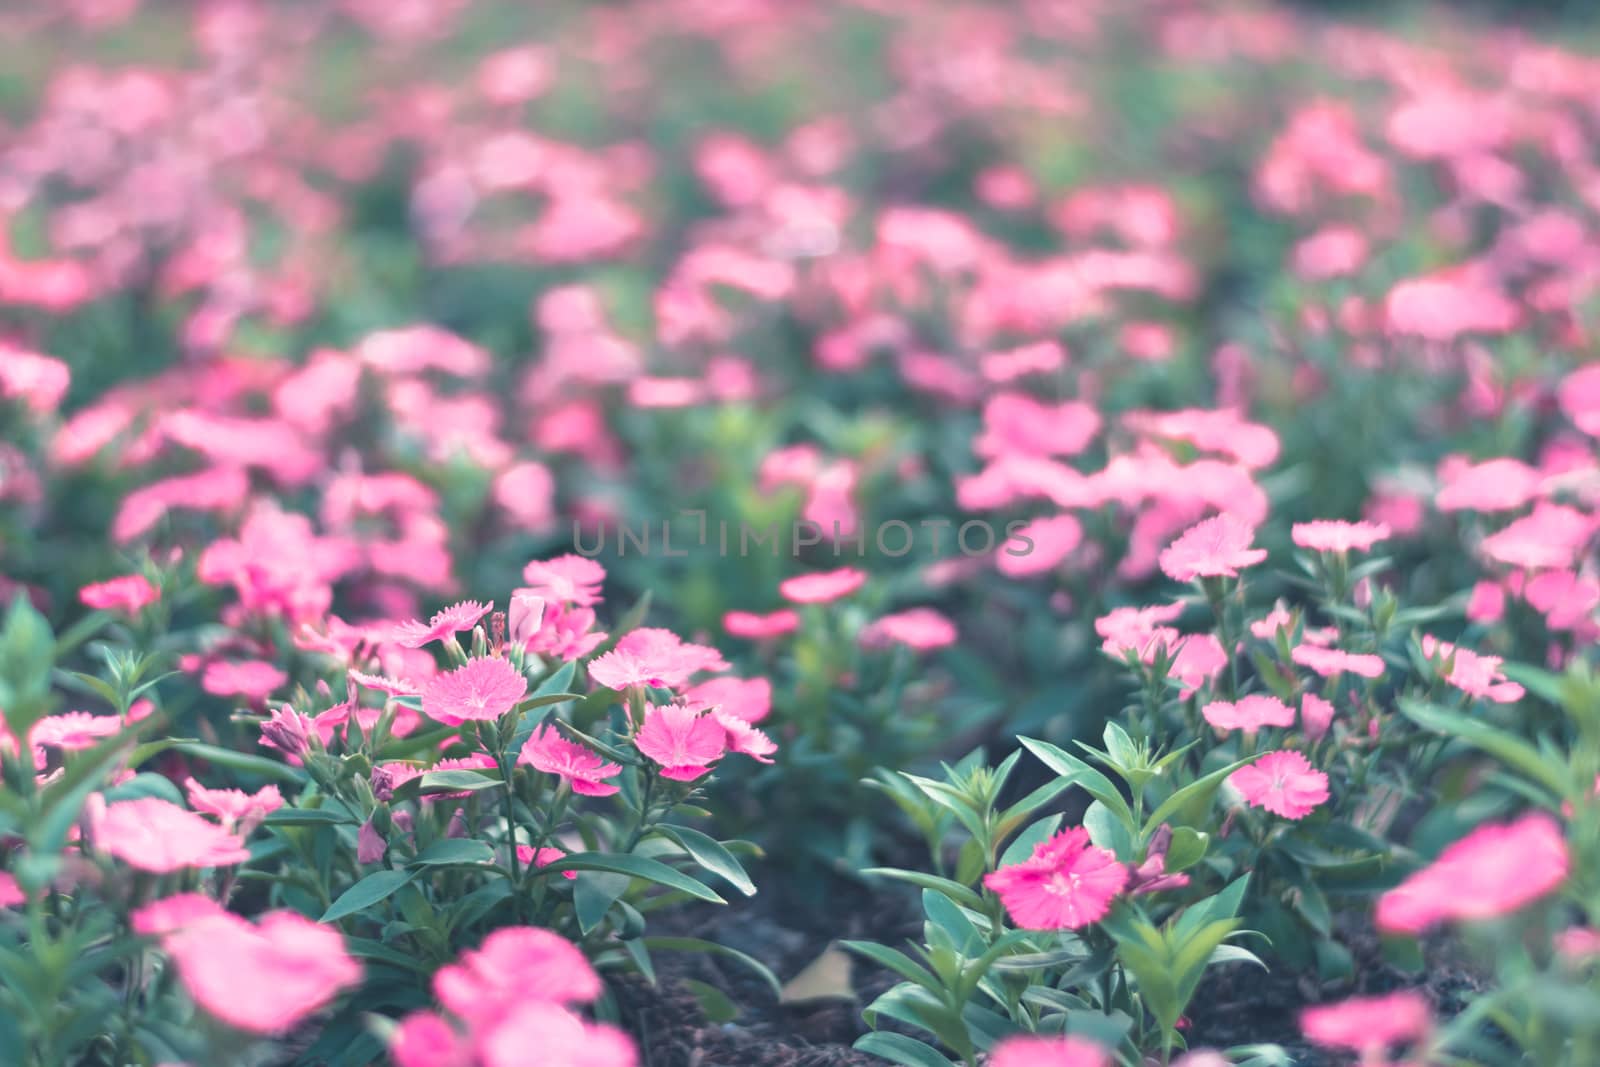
[516,844,577,880]
[982,828,1128,930]
[1201,694,1295,736]
[1290,519,1391,554]
[682,675,772,724]
[94,798,252,873]
[78,574,159,615]
[1291,644,1385,680]
[260,706,316,757]
[519,726,622,796]
[521,554,606,607]
[422,657,528,725]
[477,1002,638,1067]
[634,703,727,781]
[778,567,867,604]
[1377,814,1568,934]
[989,1035,1109,1067]
[1301,991,1432,1054]
[1228,751,1329,820]
[1158,513,1267,582]
[391,1012,470,1067]
[386,600,493,649]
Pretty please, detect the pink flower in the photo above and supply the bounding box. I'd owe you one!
[1096,603,1185,657]
[1290,520,1390,554]
[989,1034,1109,1067]
[516,845,577,880]
[525,603,607,661]
[723,609,800,639]
[521,555,606,607]
[997,515,1083,578]
[201,660,288,702]
[30,711,123,752]
[1560,364,1600,437]
[162,911,361,1034]
[1377,814,1569,934]
[387,600,492,649]
[1480,504,1594,571]
[681,675,772,723]
[79,574,159,615]
[1158,514,1267,582]
[1291,644,1385,679]
[519,726,622,796]
[95,798,252,873]
[434,928,601,1027]
[634,704,727,781]
[1524,570,1600,631]
[260,706,316,757]
[1301,991,1432,1053]
[477,1001,637,1067]
[1202,695,1295,736]
[778,567,867,604]
[1168,633,1229,694]
[507,591,546,644]
[184,779,283,831]
[859,608,958,651]
[588,628,728,692]
[1228,751,1329,820]
[422,657,528,725]
[391,1012,471,1067]
[1301,693,1335,741]
[131,893,231,936]
[983,828,1128,930]
[714,711,778,763]
[1421,636,1524,703]
[1467,580,1507,623]
[1435,457,1541,513]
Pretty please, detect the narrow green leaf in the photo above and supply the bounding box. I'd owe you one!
[321,869,416,923]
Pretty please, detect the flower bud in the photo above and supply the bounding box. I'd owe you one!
[357,816,387,864]
[508,590,546,645]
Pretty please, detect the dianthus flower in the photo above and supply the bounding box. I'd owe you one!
[1290,520,1390,554]
[588,628,728,691]
[522,555,606,606]
[387,600,492,648]
[634,703,727,781]
[1376,814,1568,934]
[1292,644,1385,679]
[859,608,958,651]
[983,828,1128,930]
[78,574,159,615]
[422,657,527,725]
[29,711,122,752]
[1300,991,1431,1054]
[201,659,288,702]
[519,726,622,796]
[1421,635,1523,703]
[1228,751,1329,819]
[778,567,867,604]
[989,1034,1109,1067]
[184,779,283,831]
[723,609,800,639]
[94,797,252,873]
[1202,694,1295,736]
[1158,514,1267,583]
[997,515,1084,578]
[681,675,772,723]
[434,927,601,1027]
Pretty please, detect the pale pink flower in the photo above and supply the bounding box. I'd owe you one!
[79,574,159,615]
[779,567,867,604]
[1202,695,1295,736]
[1525,571,1600,631]
[1559,364,1600,438]
[422,657,528,725]
[715,712,778,763]
[521,555,606,607]
[1249,605,1293,640]
[983,828,1128,930]
[1168,633,1229,694]
[30,712,122,752]
[1301,991,1432,1053]
[477,1002,637,1067]
[989,1034,1109,1067]
[1158,514,1267,582]
[163,911,361,1034]
[997,515,1083,578]
[201,660,288,702]
[1095,603,1185,657]
[519,726,622,796]
[681,676,772,724]
[1435,457,1541,513]
[723,609,800,639]
[1291,520,1390,554]
[184,779,283,831]
[588,629,729,692]
[387,601,492,649]
[859,608,958,651]
[1555,927,1600,961]
[1292,644,1385,679]
[434,927,601,1026]
[391,1012,470,1067]
[1301,694,1336,742]
[525,603,607,661]
[1421,636,1524,703]
[130,893,230,936]
[1466,580,1507,623]
[507,591,546,645]
[1480,504,1594,571]
[1378,814,1569,934]
[1229,751,1329,819]
[96,798,251,872]
[974,393,1101,459]
[634,704,727,781]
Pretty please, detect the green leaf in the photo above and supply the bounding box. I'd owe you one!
[100,772,183,805]
[410,839,495,867]
[1165,828,1209,872]
[840,941,942,993]
[575,871,633,934]
[644,937,783,998]
[656,825,756,897]
[862,868,982,909]
[999,815,1061,867]
[266,807,357,827]
[540,853,725,904]
[171,742,306,784]
[321,869,417,923]
[1398,699,1567,799]
[854,1031,956,1067]
[1020,737,1134,828]
[393,769,503,801]
[683,978,740,1023]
